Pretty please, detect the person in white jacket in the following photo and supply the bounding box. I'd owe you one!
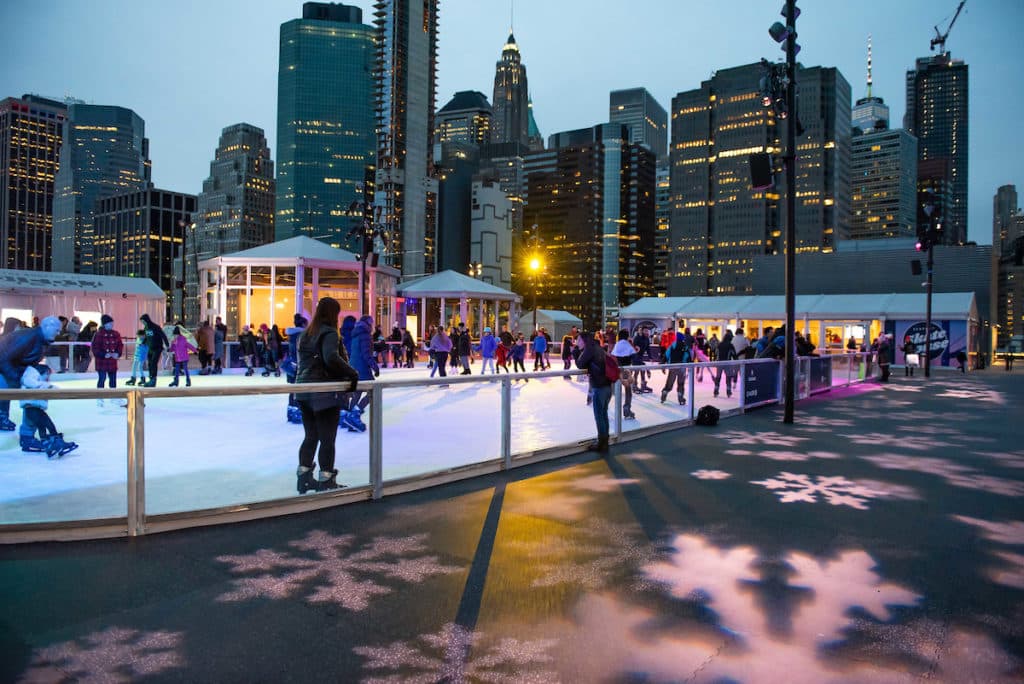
[19,364,78,457]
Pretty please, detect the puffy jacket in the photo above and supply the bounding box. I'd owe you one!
[19,365,54,410]
[340,317,356,355]
[479,333,497,358]
[456,330,471,356]
[576,340,611,388]
[0,327,49,387]
[196,324,215,353]
[295,325,358,387]
[532,335,547,354]
[169,335,197,363]
[91,328,124,373]
[429,332,453,353]
[666,332,691,364]
[349,316,378,380]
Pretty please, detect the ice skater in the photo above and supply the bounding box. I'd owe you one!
[139,314,168,387]
[479,327,497,374]
[511,333,528,378]
[19,364,78,458]
[0,315,62,433]
[125,330,148,387]
[168,326,197,387]
[91,314,124,407]
[238,325,258,376]
[428,327,452,380]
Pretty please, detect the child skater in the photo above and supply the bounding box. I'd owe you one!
[19,364,78,458]
[168,326,197,387]
[126,330,148,386]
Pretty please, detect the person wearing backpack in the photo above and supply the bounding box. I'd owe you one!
[576,330,615,453]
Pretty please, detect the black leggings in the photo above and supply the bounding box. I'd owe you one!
[147,351,161,382]
[298,402,341,472]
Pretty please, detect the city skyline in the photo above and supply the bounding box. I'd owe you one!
[1,0,1020,246]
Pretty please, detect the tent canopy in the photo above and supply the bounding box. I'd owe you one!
[397,269,518,301]
[218,235,359,262]
[516,309,583,339]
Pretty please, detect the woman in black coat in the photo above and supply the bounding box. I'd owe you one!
[294,297,359,492]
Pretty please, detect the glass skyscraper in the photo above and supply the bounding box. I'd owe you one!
[52,103,151,274]
[276,2,375,251]
[905,53,968,245]
[492,33,530,149]
[0,95,66,271]
[609,87,668,162]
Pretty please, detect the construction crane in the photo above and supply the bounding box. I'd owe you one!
[930,0,966,53]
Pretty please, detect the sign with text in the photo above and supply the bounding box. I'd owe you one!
[745,361,779,405]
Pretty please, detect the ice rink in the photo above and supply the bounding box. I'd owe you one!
[0,358,852,524]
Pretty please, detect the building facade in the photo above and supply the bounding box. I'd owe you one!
[470,178,513,291]
[182,123,276,324]
[374,0,440,277]
[93,188,197,320]
[668,63,851,296]
[850,128,917,240]
[993,185,1024,346]
[276,2,375,250]
[654,159,671,295]
[491,33,530,149]
[52,103,151,274]
[435,142,480,274]
[523,124,656,330]
[0,95,66,271]
[905,53,968,245]
[435,90,492,146]
[609,87,668,162]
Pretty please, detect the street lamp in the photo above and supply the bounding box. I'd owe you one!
[528,256,543,332]
[468,261,483,278]
[177,215,194,323]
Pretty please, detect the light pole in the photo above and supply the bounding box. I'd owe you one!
[177,215,192,323]
[529,257,542,332]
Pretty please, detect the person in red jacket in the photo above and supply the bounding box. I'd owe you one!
[91,314,124,407]
[659,324,676,368]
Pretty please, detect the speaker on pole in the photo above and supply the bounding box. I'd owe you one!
[911,259,922,276]
[749,153,774,190]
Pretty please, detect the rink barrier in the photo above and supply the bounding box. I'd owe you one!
[0,353,876,544]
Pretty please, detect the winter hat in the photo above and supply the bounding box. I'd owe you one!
[484,327,492,333]
[294,313,308,328]
[101,314,113,325]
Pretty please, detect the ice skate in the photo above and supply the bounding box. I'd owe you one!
[342,409,366,433]
[296,466,316,494]
[660,390,667,404]
[20,435,45,452]
[245,368,254,377]
[261,369,270,377]
[287,405,303,424]
[125,377,136,386]
[0,416,15,431]
[44,434,78,459]
[168,380,179,387]
[316,469,340,491]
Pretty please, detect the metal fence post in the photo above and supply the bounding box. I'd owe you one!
[738,361,746,411]
[687,366,695,420]
[126,390,145,536]
[613,380,622,440]
[500,376,511,468]
[370,384,384,500]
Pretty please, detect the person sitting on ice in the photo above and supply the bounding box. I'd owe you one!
[19,363,78,458]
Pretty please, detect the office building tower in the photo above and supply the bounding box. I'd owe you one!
[181,123,275,323]
[52,104,151,274]
[374,0,440,277]
[849,42,917,241]
[93,188,197,319]
[478,142,526,235]
[435,91,492,146]
[435,142,480,273]
[609,87,668,162]
[491,33,530,148]
[470,178,514,290]
[993,185,1024,347]
[526,97,544,151]
[0,95,66,271]
[276,2,375,250]
[669,63,851,296]
[905,52,968,244]
[523,124,656,329]
[654,159,671,295]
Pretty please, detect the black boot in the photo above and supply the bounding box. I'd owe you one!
[296,466,316,494]
[587,437,609,453]
[316,469,339,491]
[125,377,136,386]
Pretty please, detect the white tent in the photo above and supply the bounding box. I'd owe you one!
[0,269,165,327]
[515,309,583,340]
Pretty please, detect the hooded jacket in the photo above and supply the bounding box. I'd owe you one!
[349,316,377,380]
[139,314,168,354]
[0,317,60,386]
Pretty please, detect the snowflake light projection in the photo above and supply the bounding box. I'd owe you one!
[353,622,559,683]
[936,386,1005,403]
[691,469,732,480]
[726,448,841,462]
[23,627,184,682]
[863,454,1024,497]
[840,431,951,451]
[785,415,854,428]
[953,516,1024,590]
[750,472,882,509]
[972,450,1024,469]
[215,531,461,610]
[710,430,809,447]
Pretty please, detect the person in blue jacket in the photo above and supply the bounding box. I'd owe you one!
[0,316,62,433]
[479,327,497,374]
[344,314,378,432]
[532,329,548,371]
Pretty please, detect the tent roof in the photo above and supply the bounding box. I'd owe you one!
[0,269,165,297]
[397,270,518,299]
[221,236,358,262]
[620,292,977,321]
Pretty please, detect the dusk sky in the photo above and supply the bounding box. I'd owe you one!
[2,0,1021,245]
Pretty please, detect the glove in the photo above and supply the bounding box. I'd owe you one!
[373,365,380,377]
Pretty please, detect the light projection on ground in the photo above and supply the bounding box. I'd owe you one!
[22,627,185,682]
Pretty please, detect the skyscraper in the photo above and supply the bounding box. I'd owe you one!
[905,53,968,244]
[993,185,1024,347]
[276,2,375,250]
[491,33,530,149]
[850,40,917,241]
[374,0,440,277]
[52,103,151,274]
[435,90,492,146]
[526,97,544,152]
[524,124,656,329]
[669,63,851,296]
[654,159,671,295]
[609,87,668,162]
[183,123,275,323]
[0,95,66,271]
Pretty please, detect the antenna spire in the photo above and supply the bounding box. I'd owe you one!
[510,0,515,33]
[866,35,873,98]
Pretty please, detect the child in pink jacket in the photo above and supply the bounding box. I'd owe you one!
[168,326,198,387]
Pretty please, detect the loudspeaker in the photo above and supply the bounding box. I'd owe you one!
[369,252,379,268]
[749,153,774,190]
[911,259,922,276]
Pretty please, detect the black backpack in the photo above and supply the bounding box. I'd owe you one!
[695,404,720,426]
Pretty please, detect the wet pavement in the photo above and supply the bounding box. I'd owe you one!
[1,370,1022,682]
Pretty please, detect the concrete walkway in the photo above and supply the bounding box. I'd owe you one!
[2,370,1022,682]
